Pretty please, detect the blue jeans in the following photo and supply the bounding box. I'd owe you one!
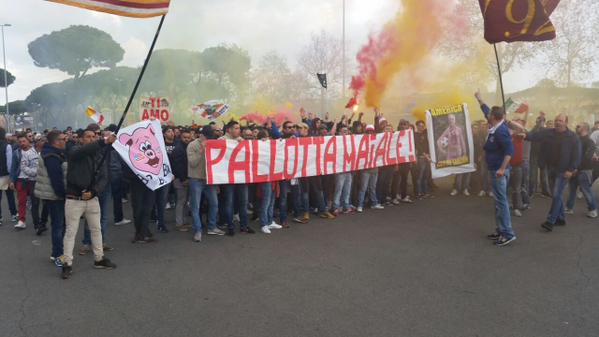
[566,170,597,212]
[521,160,530,205]
[222,184,249,231]
[260,182,276,227]
[453,173,471,192]
[491,169,515,239]
[153,184,169,229]
[308,176,328,213]
[416,157,430,195]
[548,172,569,224]
[357,170,379,208]
[83,187,110,245]
[111,175,124,223]
[189,178,218,233]
[0,188,17,218]
[333,173,353,210]
[278,181,300,222]
[47,200,65,258]
[376,166,395,203]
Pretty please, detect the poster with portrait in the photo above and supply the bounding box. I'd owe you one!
[113,120,174,191]
[425,103,476,179]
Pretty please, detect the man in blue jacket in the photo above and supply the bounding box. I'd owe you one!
[34,130,67,266]
[475,92,516,246]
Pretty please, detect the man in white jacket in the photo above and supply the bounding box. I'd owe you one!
[12,133,39,230]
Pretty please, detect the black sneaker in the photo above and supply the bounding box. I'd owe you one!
[555,219,566,226]
[61,265,72,279]
[157,226,169,233]
[240,227,255,234]
[94,258,117,270]
[487,232,501,240]
[226,228,235,236]
[36,225,48,236]
[541,222,554,232]
[495,236,516,247]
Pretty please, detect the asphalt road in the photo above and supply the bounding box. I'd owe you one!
[1,180,598,337]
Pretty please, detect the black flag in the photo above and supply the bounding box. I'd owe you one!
[317,73,327,89]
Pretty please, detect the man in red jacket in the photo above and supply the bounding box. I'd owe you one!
[509,121,526,217]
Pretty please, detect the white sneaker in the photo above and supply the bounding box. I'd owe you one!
[372,204,385,210]
[261,226,271,234]
[401,196,413,204]
[463,189,470,197]
[165,202,172,210]
[450,189,458,196]
[587,210,598,218]
[268,222,283,229]
[488,192,494,198]
[577,191,583,200]
[114,219,131,226]
[565,208,574,215]
[122,198,128,203]
[14,220,26,229]
[392,198,401,205]
[513,209,523,217]
[478,191,486,197]
[356,207,363,213]
[193,232,202,242]
[233,214,240,223]
[207,228,225,235]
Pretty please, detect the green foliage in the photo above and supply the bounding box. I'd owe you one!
[0,100,27,114]
[0,68,15,87]
[28,25,124,79]
[24,45,252,127]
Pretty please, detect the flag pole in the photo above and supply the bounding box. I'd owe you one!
[115,14,166,131]
[89,14,166,190]
[493,43,507,113]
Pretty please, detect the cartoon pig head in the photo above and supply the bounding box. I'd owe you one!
[119,125,163,176]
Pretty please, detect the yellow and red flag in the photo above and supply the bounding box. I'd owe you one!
[46,0,170,18]
[479,0,561,43]
[86,106,105,125]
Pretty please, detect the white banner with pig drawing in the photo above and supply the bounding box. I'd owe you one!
[113,120,174,191]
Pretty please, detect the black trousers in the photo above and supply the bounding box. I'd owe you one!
[130,179,155,239]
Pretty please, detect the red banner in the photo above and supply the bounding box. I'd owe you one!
[205,131,417,185]
[479,0,561,43]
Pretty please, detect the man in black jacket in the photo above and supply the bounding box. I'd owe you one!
[522,114,581,232]
[172,129,192,231]
[565,123,597,218]
[61,127,117,279]
[0,127,18,224]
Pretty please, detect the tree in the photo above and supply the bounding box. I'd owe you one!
[297,30,345,100]
[200,45,251,102]
[439,1,540,101]
[252,51,293,104]
[540,0,599,87]
[28,25,124,79]
[0,68,15,87]
[0,100,27,114]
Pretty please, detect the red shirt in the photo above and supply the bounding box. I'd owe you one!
[510,135,524,166]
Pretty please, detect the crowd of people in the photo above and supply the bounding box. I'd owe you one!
[1,92,597,279]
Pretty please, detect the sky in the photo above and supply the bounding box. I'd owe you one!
[0,0,572,103]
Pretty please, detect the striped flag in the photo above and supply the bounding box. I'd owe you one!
[505,98,529,115]
[46,0,170,18]
[86,106,105,125]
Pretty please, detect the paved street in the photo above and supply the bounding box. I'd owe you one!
[1,180,599,337]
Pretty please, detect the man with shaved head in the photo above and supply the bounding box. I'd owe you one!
[564,123,598,218]
[517,113,581,232]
